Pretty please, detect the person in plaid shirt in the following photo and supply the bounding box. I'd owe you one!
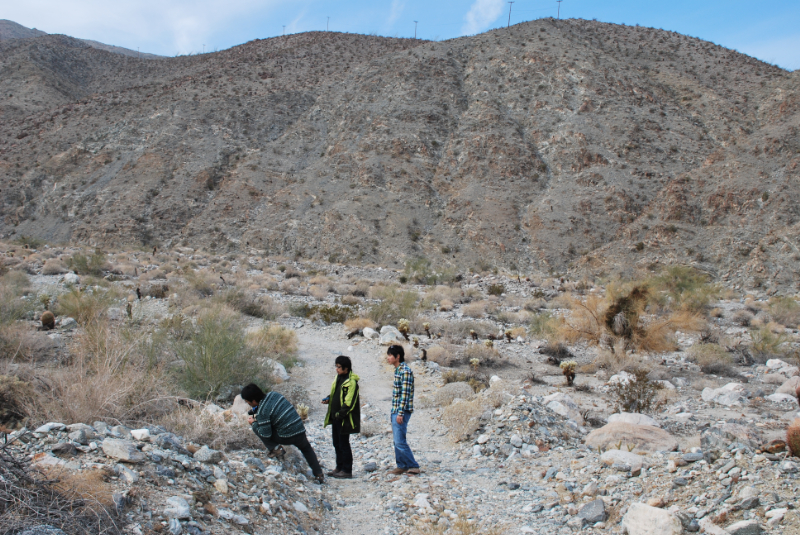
[386,345,420,475]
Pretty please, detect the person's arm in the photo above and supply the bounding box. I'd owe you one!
[395,368,412,422]
[335,380,359,420]
[251,400,273,438]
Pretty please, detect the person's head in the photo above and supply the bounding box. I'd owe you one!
[241,383,266,406]
[386,344,404,366]
[335,355,352,375]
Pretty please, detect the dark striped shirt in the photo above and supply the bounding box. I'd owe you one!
[251,392,305,439]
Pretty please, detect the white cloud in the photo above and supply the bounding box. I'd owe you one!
[285,9,308,35]
[387,0,405,28]
[461,0,505,36]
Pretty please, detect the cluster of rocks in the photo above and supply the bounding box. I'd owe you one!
[4,419,334,535]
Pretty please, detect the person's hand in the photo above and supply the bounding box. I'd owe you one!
[396,414,404,424]
[247,415,255,425]
[321,399,329,405]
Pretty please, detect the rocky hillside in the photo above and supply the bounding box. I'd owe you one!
[1,19,799,291]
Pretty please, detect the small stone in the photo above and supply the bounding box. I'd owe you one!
[363,461,378,472]
[725,519,761,535]
[131,429,150,441]
[622,503,682,535]
[17,527,67,535]
[683,452,704,463]
[578,498,607,524]
[647,497,666,508]
[232,514,249,525]
[244,457,266,471]
[168,518,182,535]
[67,430,88,445]
[51,442,77,457]
[736,496,759,510]
[581,481,598,496]
[673,477,688,486]
[477,434,490,444]
[101,438,145,463]
[193,446,223,463]
[214,479,229,494]
[114,464,139,484]
[510,434,523,448]
[293,501,309,513]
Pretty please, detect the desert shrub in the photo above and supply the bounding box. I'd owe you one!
[442,385,506,440]
[34,323,175,424]
[344,317,377,331]
[528,311,559,339]
[0,324,59,363]
[0,271,33,325]
[487,283,505,296]
[66,249,107,276]
[403,257,456,285]
[495,310,529,325]
[422,285,464,308]
[0,374,34,426]
[174,307,271,400]
[462,301,487,318]
[308,285,328,300]
[750,326,789,361]
[770,297,800,328]
[246,324,299,370]
[340,295,361,306]
[432,382,476,406]
[434,319,496,341]
[185,270,217,297]
[461,344,506,368]
[159,406,263,451]
[288,302,313,318]
[609,368,663,413]
[42,258,68,275]
[143,283,169,299]
[687,343,732,368]
[648,265,719,313]
[732,310,754,326]
[413,512,507,535]
[311,304,355,324]
[425,345,456,367]
[54,288,117,326]
[215,288,282,319]
[441,371,489,393]
[367,286,419,325]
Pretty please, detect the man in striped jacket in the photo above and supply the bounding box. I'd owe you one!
[242,384,324,484]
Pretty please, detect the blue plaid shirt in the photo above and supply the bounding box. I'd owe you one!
[391,362,414,414]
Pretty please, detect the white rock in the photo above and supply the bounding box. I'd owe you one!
[490,375,501,383]
[608,371,634,385]
[101,438,145,463]
[477,434,490,444]
[164,496,191,519]
[657,380,676,390]
[362,327,379,340]
[230,395,251,414]
[131,429,150,441]
[273,362,290,381]
[765,508,788,519]
[34,422,66,434]
[115,464,139,483]
[201,403,224,416]
[766,359,788,369]
[413,493,435,515]
[544,392,585,425]
[600,450,650,474]
[293,501,309,513]
[214,479,229,493]
[621,503,682,535]
[701,382,746,406]
[379,325,404,345]
[766,393,797,403]
[608,412,660,428]
[62,272,80,285]
[777,376,800,396]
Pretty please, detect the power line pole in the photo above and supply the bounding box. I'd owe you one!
[327,16,330,31]
[414,21,418,39]
[507,2,514,28]
[557,0,563,19]
[283,25,286,35]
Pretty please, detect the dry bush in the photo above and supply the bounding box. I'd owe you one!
[462,301,487,318]
[0,324,59,363]
[442,385,507,440]
[42,258,68,275]
[367,286,419,325]
[528,311,560,340]
[413,512,507,535]
[0,271,32,326]
[308,285,328,300]
[34,323,175,425]
[159,406,263,451]
[422,285,464,308]
[280,277,301,293]
[461,344,507,368]
[609,368,663,414]
[425,345,458,367]
[732,309,754,326]
[441,371,489,393]
[37,466,115,508]
[687,343,736,375]
[308,275,330,286]
[750,326,789,362]
[340,295,361,306]
[54,288,118,326]
[185,269,218,297]
[431,319,496,341]
[647,265,720,313]
[710,308,724,318]
[215,288,282,319]
[587,343,646,374]
[769,297,800,328]
[246,324,299,369]
[344,317,377,331]
[494,310,530,325]
[0,375,34,426]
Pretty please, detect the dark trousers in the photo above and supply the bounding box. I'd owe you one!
[258,432,322,477]
[331,421,353,473]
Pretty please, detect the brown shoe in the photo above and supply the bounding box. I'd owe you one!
[331,471,352,479]
[326,469,342,477]
[389,467,407,475]
[406,468,420,475]
[267,446,286,458]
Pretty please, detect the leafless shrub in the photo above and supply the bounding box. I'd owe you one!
[609,368,663,413]
[158,406,262,451]
[426,344,459,367]
[42,258,68,275]
[732,310,754,327]
[344,317,377,331]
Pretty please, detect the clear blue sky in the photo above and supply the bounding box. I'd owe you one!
[5,1,799,70]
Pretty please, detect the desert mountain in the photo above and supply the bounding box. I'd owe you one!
[1,18,798,290]
[0,19,161,59]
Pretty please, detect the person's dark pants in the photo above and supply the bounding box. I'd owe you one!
[258,432,322,477]
[331,420,353,474]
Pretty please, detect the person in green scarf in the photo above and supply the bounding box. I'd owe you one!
[322,355,360,478]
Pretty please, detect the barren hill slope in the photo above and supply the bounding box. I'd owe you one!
[1,19,799,290]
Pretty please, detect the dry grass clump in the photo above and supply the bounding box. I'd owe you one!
[425,345,457,367]
[42,258,68,275]
[442,384,507,440]
[583,345,642,374]
[246,324,299,369]
[280,277,301,293]
[367,286,419,325]
[34,323,175,425]
[433,319,496,342]
[528,311,559,340]
[769,297,800,328]
[0,375,34,427]
[53,287,119,325]
[215,288,283,319]
[340,295,361,306]
[159,406,263,451]
[185,269,219,297]
[0,324,58,363]
[750,326,790,362]
[308,285,328,300]
[687,343,736,375]
[0,271,32,326]
[344,317,378,331]
[413,512,507,535]
[461,344,507,368]
[647,265,720,313]
[732,309,754,326]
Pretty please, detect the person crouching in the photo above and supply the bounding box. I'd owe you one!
[323,355,360,478]
[242,383,324,484]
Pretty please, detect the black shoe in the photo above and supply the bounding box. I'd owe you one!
[331,471,352,479]
[314,474,325,485]
[326,469,342,477]
[267,446,286,458]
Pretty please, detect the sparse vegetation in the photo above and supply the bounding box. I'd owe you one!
[66,249,108,277]
[609,368,663,413]
[367,286,419,324]
[750,326,789,361]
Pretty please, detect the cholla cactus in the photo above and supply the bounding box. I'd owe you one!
[412,336,419,348]
[560,360,577,387]
[505,329,513,342]
[423,322,431,339]
[483,339,493,348]
[398,318,410,340]
[297,404,310,420]
[469,357,481,370]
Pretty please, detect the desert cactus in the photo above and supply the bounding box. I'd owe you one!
[398,318,410,340]
[412,336,419,348]
[470,329,478,341]
[483,339,493,348]
[297,404,310,421]
[38,294,51,310]
[423,322,431,339]
[469,357,481,370]
[40,311,55,330]
[788,418,800,457]
[560,360,577,387]
[126,302,133,319]
[505,329,513,342]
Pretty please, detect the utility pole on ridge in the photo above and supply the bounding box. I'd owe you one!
[414,21,418,39]
[507,2,514,28]
[557,0,563,19]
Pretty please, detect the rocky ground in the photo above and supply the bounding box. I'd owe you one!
[2,244,800,535]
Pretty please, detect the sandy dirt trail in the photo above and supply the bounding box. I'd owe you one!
[291,328,457,535]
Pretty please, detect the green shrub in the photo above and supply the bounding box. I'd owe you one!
[487,283,505,296]
[54,288,116,325]
[528,311,558,339]
[648,265,719,313]
[174,307,270,400]
[67,249,107,276]
[769,297,800,328]
[247,324,299,370]
[367,286,419,325]
[750,326,789,361]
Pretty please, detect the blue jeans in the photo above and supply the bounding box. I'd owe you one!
[391,412,419,469]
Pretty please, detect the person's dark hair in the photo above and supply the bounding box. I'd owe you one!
[387,344,405,362]
[335,355,352,372]
[241,383,266,403]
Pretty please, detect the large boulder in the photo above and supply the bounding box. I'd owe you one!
[231,395,251,414]
[701,422,761,451]
[777,376,800,396]
[362,327,379,340]
[621,503,683,535]
[608,412,660,428]
[584,423,678,453]
[543,392,584,425]
[701,383,747,406]
[101,438,145,463]
[379,325,404,345]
